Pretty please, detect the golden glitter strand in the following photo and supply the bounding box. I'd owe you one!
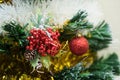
[50,41,94,73]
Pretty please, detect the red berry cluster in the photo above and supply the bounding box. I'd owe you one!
[26,28,61,56]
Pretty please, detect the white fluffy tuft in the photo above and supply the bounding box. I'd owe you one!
[46,0,103,26]
[0,0,103,29]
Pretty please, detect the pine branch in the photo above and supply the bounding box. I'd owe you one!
[54,63,83,80]
[102,53,120,75]
[79,53,120,80]
[86,21,112,51]
[2,21,28,47]
[59,10,93,42]
[0,41,11,54]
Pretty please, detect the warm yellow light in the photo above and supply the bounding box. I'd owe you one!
[0,0,3,3]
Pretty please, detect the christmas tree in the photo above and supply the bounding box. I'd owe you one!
[0,0,120,80]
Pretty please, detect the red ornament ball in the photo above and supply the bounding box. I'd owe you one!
[69,36,89,56]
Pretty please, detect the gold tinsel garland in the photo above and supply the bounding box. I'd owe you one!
[51,41,94,72]
[0,40,94,80]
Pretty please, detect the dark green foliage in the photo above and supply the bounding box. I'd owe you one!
[59,10,93,42]
[54,53,120,80]
[86,21,112,51]
[54,63,83,80]
[79,71,113,80]
[0,41,11,54]
[79,53,120,80]
[0,21,28,54]
[69,10,93,29]
[102,53,120,75]
[2,21,28,47]
[0,53,36,79]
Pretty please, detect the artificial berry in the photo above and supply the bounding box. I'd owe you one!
[26,28,61,56]
[27,36,30,40]
[30,29,34,34]
[41,53,47,56]
[36,35,39,39]
[30,36,34,39]
[30,41,33,45]
[29,46,33,51]
[26,46,29,50]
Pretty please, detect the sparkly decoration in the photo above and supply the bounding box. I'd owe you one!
[50,41,93,72]
[0,54,54,80]
[69,36,89,55]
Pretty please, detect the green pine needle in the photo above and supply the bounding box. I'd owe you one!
[2,21,28,47]
[86,21,112,51]
[54,63,83,80]
[79,53,120,80]
[0,21,28,54]
[0,41,11,54]
[59,10,93,42]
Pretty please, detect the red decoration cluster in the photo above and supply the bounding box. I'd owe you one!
[26,28,61,56]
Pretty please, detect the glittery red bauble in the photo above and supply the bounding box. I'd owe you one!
[69,36,89,56]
